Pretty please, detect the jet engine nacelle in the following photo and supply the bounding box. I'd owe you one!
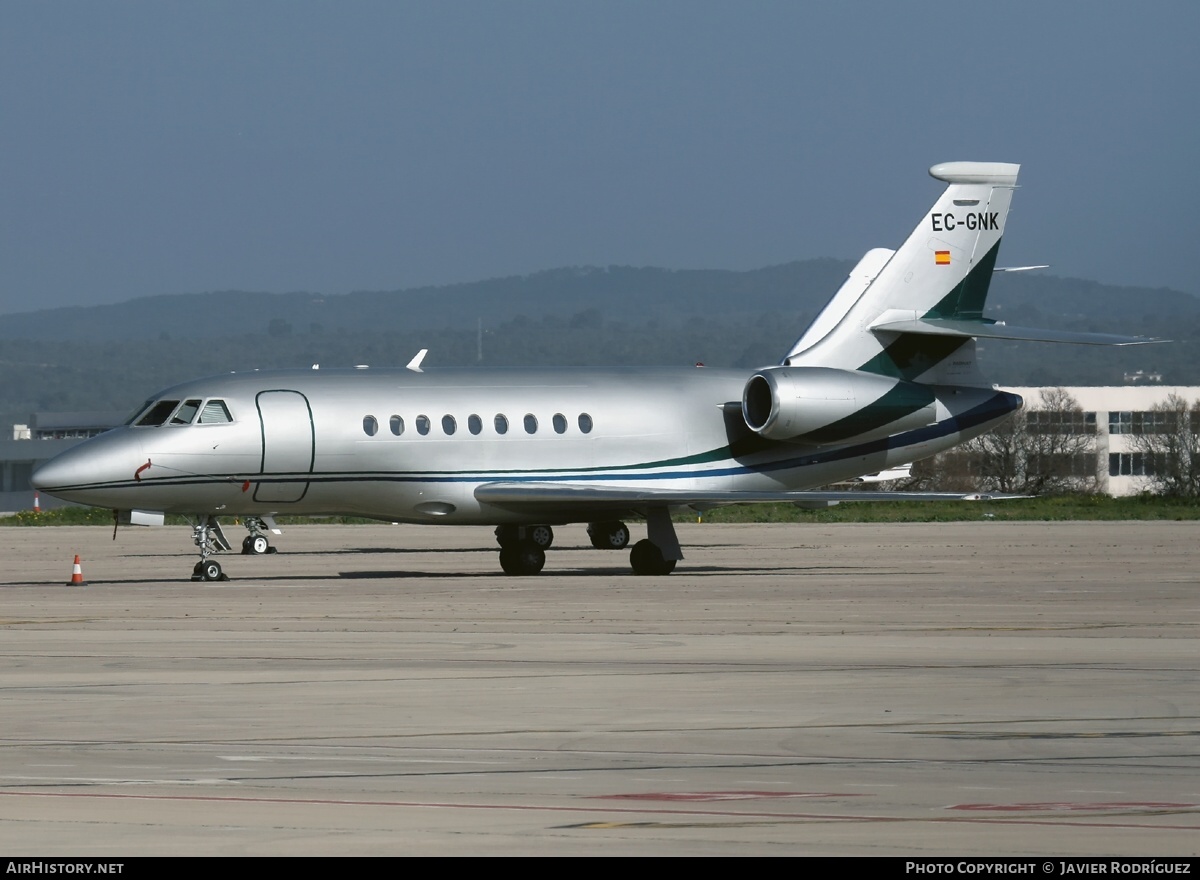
[741,366,938,445]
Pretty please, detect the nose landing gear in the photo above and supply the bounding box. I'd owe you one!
[240,516,278,555]
[190,515,231,581]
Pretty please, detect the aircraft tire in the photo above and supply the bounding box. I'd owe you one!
[499,545,545,576]
[242,535,270,555]
[199,560,226,582]
[588,521,630,550]
[529,525,554,550]
[629,539,676,576]
[495,525,519,549]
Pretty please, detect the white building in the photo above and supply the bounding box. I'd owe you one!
[1003,386,1200,496]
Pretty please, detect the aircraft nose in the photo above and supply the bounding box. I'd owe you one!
[30,459,53,491]
[30,430,144,505]
[31,447,93,493]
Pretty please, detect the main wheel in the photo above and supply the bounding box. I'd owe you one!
[242,534,270,555]
[588,521,630,550]
[629,539,676,576]
[529,524,554,550]
[495,525,519,549]
[498,545,546,576]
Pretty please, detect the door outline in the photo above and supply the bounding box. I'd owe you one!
[254,390,315,503]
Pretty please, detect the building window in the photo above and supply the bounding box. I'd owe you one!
[1109,412,1133,434]
[1109,452,1156,477]
[1027,411,1096,434]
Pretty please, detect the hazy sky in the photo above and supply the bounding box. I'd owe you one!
[2,1,1197,317]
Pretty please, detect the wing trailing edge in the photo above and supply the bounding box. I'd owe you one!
[474,481,1022,513]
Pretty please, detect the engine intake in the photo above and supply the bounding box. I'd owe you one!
[742,366,938,444]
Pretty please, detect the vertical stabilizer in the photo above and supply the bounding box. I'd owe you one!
[784,162,1019,384]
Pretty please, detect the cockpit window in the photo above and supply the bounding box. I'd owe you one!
[125,399,156,426]
[170,399,202,425]
[136,400,181,427]
[198,400,232,424]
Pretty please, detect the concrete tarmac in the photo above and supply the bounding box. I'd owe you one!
[0,520,1196,856]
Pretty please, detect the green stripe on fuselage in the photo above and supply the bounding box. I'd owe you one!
[801,381,936,444]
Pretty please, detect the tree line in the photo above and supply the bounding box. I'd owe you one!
[908,389,1200,499]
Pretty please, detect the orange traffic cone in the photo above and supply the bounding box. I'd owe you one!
[66,555,87,586]
[33,492,40,513]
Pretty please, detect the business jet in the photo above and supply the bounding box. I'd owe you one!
[31,162,1148,580]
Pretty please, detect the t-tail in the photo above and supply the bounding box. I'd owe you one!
[740,162,1155,450]
[784,161,1019,387]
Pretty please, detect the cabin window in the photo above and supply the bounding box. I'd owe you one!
[363,415,378,436]
[468,414,483,435]
[390,415,404,436]
[552,413,567,434]
[170,399,202,425]
[494,414,509,435]
[442,415,457,435]
[416,415,431,436]
[578,413,593,434]
[198,400,233,424]
[524,414,538,434]
[136,400,180,427]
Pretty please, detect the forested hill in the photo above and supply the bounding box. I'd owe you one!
[0,260,1195,424]
[0,261,854,341]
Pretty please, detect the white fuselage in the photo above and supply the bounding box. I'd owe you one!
[31,365,1020,524]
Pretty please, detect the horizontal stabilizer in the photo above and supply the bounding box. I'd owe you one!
[870,317,1163,346]
[475,481,1022,513]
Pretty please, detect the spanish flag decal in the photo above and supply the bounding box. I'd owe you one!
[935,250,951,265]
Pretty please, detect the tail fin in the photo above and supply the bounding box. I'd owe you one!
[784,162,1019,383]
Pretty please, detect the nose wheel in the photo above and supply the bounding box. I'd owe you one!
[241,516,277,555]
[193,559,227,582]
[242,534,271,555]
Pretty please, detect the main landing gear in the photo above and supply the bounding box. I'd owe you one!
[494,524,552,575]
[493,511,681,576]
[629,539,676,576]
[587,520,630,550]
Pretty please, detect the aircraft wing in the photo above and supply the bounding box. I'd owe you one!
[474,481,1017,515]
